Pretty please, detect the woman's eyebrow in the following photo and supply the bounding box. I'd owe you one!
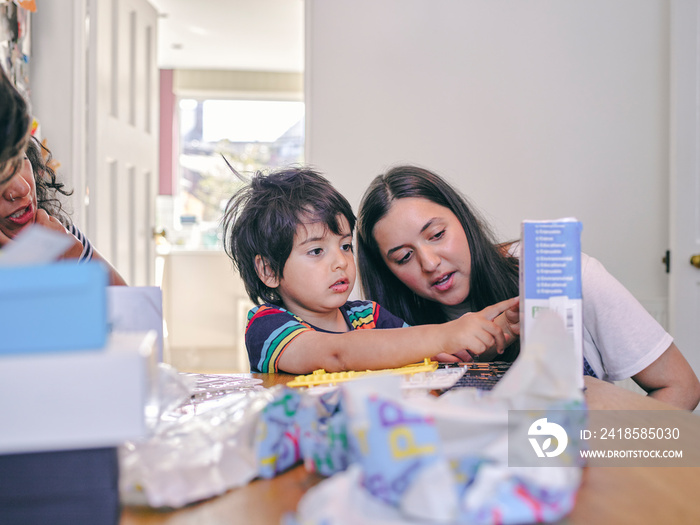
[386,218,440,256]
[420,217,440,234]
[386,245,404,256]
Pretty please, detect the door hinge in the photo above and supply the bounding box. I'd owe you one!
[662,250,670,273]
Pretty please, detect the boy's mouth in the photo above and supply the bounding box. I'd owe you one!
[330,278,349,293]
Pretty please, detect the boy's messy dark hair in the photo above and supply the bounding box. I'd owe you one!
[222,166,356,305]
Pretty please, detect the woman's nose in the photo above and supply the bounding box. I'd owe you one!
[419,247,441,273]
[2,170,30,202]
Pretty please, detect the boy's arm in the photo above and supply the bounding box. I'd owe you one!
[278,297,518,374]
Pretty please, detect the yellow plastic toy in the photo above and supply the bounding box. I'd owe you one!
[286,358,439,388]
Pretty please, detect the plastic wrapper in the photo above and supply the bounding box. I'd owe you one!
[119,364,270,508]
[284,310,585,524]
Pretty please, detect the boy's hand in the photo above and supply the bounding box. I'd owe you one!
[0,228,11,248]
[437,297,519,362]
[434,349,474,363]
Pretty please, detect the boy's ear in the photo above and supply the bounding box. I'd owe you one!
[254,255,279,288]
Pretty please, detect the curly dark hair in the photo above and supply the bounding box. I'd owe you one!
[221,166,356,305]
[0,67,31,183]
[25,136,74,226]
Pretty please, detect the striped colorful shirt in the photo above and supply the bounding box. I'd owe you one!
[245,300,409,373]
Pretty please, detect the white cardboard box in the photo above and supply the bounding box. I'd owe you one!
[0,331,157,454]
[107,286,164,361]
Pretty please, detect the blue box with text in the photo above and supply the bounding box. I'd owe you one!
[520,218,583,386]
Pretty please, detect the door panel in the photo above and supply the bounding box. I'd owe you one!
[669,0,700,377]
[87,0,158,286]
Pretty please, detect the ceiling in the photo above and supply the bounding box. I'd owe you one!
[147,0,304,72]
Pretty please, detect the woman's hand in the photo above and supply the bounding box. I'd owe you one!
[34,209,84,259]
[0,228,11,248]
[494,297,520,345]
[0,211,80,256]
[435,297,519,362]
[2,210,127,285]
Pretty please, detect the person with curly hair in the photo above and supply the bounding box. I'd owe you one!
[0,67,125,285]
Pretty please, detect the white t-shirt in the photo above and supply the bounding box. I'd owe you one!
[578,252,671,381]
[444,246,672,382]
[505,244,671,381]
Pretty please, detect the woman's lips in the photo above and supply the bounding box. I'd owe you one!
[432,271,455,292]
[6,204,33,226]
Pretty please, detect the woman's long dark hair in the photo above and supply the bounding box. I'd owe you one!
[357,165,519,331]
[25,136,73,226]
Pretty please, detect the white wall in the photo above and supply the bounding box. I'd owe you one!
[306,0,670,314]
[161,250,252,372]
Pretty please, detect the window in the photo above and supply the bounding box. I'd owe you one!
[172,98,305,249]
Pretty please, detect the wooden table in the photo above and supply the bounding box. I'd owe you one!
[121,375,700,524]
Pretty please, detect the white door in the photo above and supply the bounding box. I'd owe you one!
[86,0,158,286]
[669,0,700,377]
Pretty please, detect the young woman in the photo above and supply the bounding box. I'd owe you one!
[357,165,700,410]
[1,67,125,282]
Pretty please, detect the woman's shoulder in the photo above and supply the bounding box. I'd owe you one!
[66,222,81,237]
[66,223,94,262]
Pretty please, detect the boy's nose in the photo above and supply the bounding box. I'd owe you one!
[332,248,349,269]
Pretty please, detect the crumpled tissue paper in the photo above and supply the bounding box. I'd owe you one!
[283,310,586,524]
